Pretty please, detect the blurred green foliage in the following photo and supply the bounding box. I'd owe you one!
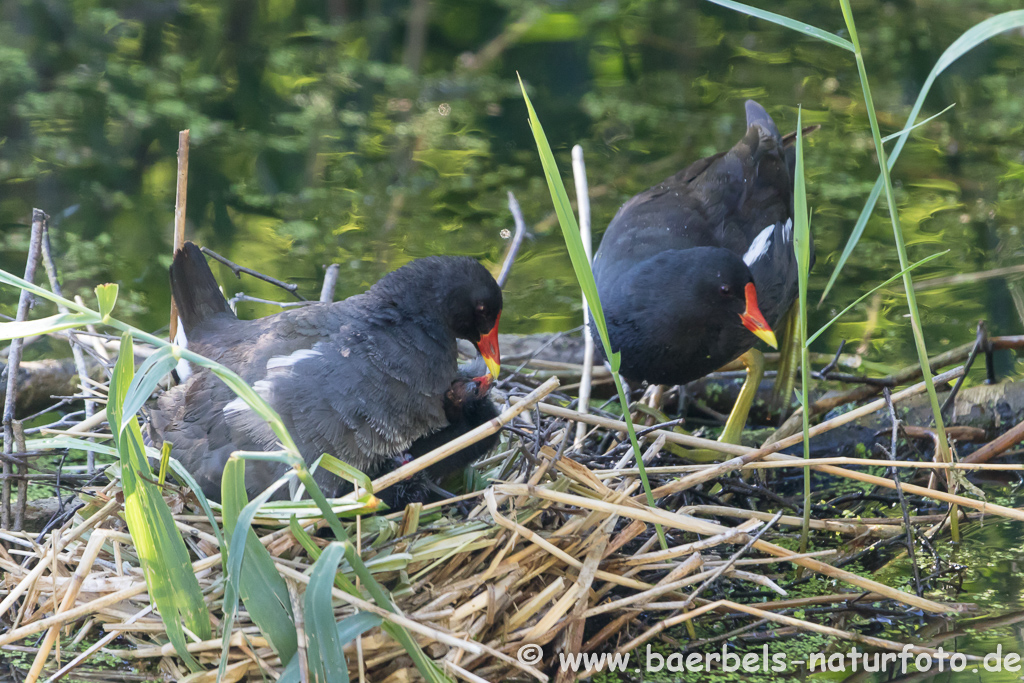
[0,0,1023,377]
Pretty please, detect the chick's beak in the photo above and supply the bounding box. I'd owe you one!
[739,282,778,349]
[475,313,502,382]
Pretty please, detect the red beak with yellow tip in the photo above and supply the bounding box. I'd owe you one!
[474,312,502,383]
[739,282,777,349]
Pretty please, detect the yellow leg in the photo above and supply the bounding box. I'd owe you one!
[686,348,765,463]
[718,348,765,446]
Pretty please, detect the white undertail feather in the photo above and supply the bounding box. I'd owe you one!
[782,217,793,243]
[743,224,775,266]
[173,317,192,381]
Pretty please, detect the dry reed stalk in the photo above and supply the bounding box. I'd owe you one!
[961,414,1024,464]
[494,483,953,614]
[570,144,596,450]
[272,562,550,682]
[584,563,715,619]
[0,498,119,617]
[619,520,760,565]
[596,458,1024,476]
[0,553,222,647]
[558,512,614,683]
[616,598,974,658]
[23,530,108,682]
[168,129,190,344]
[364,377,559,499]
[44,605,155,682]
[678,505,903,537]
[761,450,1024,521]
[105,631,271,659]
[642,366,966,499]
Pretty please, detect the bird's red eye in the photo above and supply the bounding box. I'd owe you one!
[719,285,731,296]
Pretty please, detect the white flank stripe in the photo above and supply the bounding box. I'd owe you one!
[743,224,775,266]
[782,217,793,243]
[223,397,249,415]
[266,349,321,370]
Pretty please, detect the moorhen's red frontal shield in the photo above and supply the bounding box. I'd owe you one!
[475,312,501,382]
[740,282,778,349]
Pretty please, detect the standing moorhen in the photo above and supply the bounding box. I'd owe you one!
[592,100,809,440]
[148,243,502,503]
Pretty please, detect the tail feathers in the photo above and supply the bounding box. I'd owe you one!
[171,242,232,335]
[744,100,782,141]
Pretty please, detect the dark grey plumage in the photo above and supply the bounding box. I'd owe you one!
[149,243,502,502]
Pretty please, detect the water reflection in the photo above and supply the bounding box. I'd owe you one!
[0,0,1021,383]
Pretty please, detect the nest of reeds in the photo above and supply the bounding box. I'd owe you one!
[5,335,1024,683]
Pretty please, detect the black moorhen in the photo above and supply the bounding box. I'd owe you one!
[592,100,809,440]
[148,242,503,502]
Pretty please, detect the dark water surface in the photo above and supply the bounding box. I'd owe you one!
[2,0,1024,678]
[2,1,1023,376]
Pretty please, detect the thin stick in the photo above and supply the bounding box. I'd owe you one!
[201,247,307,300]
[320,264,341,303]
[361,377,559,498]
[169,129,190,343]
[40,222,96,473]
[962,413,1024,464]
[497,192,529,289]
[3,209,46,530]
[571,145,595,449]
[884,388,921,596]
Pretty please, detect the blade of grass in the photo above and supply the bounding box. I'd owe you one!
[838,0,957,539]
[518,74,666,549]
[305,543,351,683]
[280,612,382,683]
[792,107,813,555]
[704,0,854,52]
[109,334,209,672]
[821,10,1024,302]
[806,251,948,346]
[879,103,955,143]
[221,457,299,664]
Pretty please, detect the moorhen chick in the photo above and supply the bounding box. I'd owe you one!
[148,242,502,503]
[592,100,809,441]
[376,371,500,509]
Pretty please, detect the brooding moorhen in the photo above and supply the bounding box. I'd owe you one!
[592,100,808,438]
[148,242,503,502]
